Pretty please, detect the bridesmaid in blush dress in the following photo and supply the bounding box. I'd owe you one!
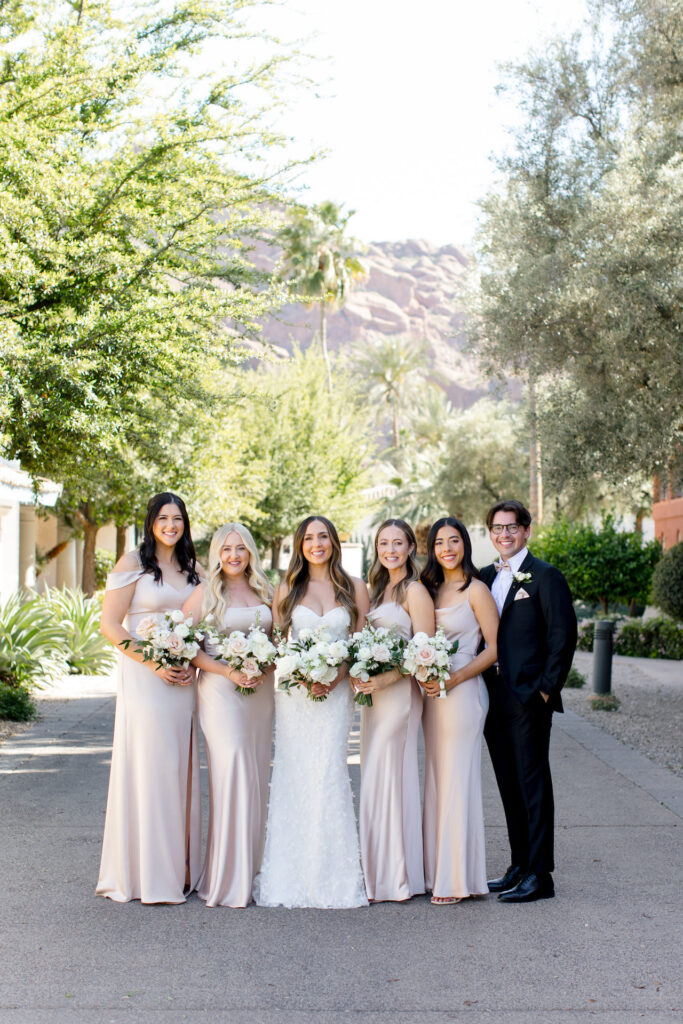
[353,519,435,902]
[182,523,274,908]
[97,492,202,904]
[420,517,499,905]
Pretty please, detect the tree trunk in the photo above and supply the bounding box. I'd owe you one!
[600,596,608,614]
[271,537,282,575]
[319,298,332,393]
[528,379,543,524]
[82,520,99,596]
[116,525,128,560]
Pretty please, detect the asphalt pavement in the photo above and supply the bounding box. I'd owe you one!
[0,668,680,1024]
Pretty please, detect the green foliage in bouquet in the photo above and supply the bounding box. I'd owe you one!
[0,593,67,689]
[651,543,683,622]
[43,588,116,675]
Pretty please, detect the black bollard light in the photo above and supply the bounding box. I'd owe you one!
[592,620,615,695]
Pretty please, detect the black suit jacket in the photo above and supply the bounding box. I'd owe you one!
[480,552,577,713]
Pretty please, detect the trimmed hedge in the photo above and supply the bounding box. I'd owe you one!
[577,617,683,660]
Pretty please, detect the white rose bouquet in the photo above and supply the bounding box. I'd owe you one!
[213,622,278,696]
[122,610,203,669]
[347,624,407,707]
[402,629,459,699]
[276,626,350,702]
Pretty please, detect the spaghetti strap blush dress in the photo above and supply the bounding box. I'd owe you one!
[422,591,489,899]
[360,601,424,901]
[197,603,274,908]
[96,556,201,904]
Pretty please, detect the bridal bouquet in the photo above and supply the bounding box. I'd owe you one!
[123,610,204,668]
[402,629,459,699]
[276,626,350,702]
[212,620,278,696]
[348,624,407,707]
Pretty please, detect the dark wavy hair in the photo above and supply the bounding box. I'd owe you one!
[420,517,480,598]
[279,515,358,636]
[485,499,531,530]
[368,519,420,609]
[139,492,199,586]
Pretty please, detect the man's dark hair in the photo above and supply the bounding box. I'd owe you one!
[486,500,532,531]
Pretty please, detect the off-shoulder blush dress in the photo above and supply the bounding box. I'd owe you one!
[96,559,201,903]
[197,604,274,908]
[422,592,489,899]
[360,601,424,901]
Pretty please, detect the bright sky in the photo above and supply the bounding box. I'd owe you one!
[258,0,590,246]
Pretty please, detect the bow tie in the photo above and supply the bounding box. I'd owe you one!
[495,562,511,572]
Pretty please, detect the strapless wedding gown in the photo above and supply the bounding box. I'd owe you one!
[253,605,368,908]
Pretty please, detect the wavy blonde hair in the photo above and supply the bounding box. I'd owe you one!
[202,523,273,623]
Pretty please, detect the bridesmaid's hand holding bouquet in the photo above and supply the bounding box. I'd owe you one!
[348,624,407,707]
[402,629,459,699]
[122,610,204,685]
[212,621,278,696]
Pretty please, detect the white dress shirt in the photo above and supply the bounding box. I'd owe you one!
[491,546,529,615]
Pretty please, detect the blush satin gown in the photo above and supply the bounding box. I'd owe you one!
[359,601,424,901]
[422,591,489,899]
[197,603,274,908]
[96,555,201,903]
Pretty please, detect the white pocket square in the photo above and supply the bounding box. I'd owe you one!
[514,588,530,601]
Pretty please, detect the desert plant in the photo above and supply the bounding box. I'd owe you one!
[564,667,586,688]
[0,682,36,721]
[0,593,67,688]
[589,693,620,712]
[651,543,683,622]
[43,588,116,675]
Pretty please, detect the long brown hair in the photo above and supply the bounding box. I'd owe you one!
[368,518,420,609]
[279,516,358,636]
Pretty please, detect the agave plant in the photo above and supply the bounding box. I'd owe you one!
[43,587,116,675]
[0,593,67,688]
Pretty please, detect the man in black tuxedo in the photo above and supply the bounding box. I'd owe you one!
[480,500,577,902]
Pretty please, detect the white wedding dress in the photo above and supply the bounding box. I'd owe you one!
[253,605,368,909]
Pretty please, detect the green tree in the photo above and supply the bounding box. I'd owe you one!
[470,0,683,506]
[651,543,683,621]
[382,397,529,526]
[531,514,662,613]
[0,0,298,592]
[353,336,430,449]
[279,201,366,390]
[206,346,375,568]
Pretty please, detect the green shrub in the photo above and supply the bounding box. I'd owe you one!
[0,682,36,721]
[651,543,683,621]
[43,587,116,675]
[614,617,683,660]
[565,667,586,688]
[0,593,67,688]
[94,549,115,591]
[589,693,620,712]
[577,616,682,659]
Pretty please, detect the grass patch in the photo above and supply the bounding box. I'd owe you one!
[589,692,621,712]
[565,667,586,688]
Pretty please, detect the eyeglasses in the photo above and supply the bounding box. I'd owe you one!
[490,523,523,535]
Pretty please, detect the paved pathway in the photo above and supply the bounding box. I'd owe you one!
[0,670,681,1023]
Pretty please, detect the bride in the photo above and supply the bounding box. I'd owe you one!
[253,515,370,909]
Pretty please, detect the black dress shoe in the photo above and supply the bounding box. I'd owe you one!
[487,865,524,893]
[498,872,555,903]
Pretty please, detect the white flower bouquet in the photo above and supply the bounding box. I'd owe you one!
[348,623,407,707]
[276,626,350,702]
[402,629,459,699]
[123,609,203,669]
[213,621,278,696]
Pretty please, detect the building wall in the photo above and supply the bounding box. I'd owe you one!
[653,497,683,549]
[0,502,20,601]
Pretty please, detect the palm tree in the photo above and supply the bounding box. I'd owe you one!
[354,335,431,449]
[279,201,366,390]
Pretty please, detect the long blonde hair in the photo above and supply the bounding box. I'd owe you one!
[202,523,273,623]
[279,515,358,636]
